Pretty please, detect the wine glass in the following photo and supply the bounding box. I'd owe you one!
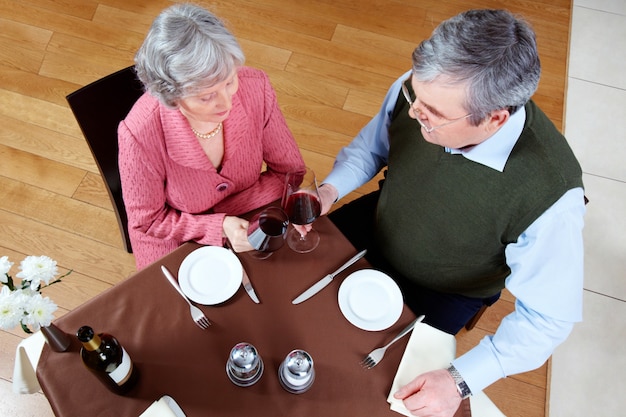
[246,207,289,259]
[282,167,322,253]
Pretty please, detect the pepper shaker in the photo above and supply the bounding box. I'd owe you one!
[278,349,315,394]
[226,342,264,387]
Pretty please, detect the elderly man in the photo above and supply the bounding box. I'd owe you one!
[317,9,585,417]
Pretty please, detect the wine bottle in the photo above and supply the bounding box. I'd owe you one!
[76,325,138,394]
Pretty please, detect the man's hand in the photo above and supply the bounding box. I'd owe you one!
[318,183,338,215]
[393,369,462,417]
[292,183,339,237]
[222,216,254,252]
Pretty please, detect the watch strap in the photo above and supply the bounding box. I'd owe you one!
[447,365,472,399]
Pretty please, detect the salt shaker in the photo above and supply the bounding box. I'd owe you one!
[278,349,315,394]
[226,342,264,387]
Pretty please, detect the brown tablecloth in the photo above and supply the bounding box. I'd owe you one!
[37,216,468,417]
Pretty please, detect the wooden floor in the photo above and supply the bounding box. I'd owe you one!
[0,0,572,416]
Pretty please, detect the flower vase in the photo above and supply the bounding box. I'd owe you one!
[41,323,71,352]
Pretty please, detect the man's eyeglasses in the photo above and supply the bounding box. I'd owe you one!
[400,78,472,133]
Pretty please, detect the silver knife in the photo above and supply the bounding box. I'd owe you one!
[225,240,260,304]
[241,265,260,303]
[292,249,367,304]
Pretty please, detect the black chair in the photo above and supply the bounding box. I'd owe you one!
[66,66,144,253]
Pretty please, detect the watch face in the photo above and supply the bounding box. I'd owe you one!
[457,382,472,399]
[447,365,471,399]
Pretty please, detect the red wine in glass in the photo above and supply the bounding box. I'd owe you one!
[247,207,289,259]
[284,192,321,225]
[282,167,321,253]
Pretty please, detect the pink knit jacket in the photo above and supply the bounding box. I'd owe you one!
[118,67,305,269]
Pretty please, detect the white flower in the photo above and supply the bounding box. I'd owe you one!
[0,256,12,283]
[0,286,26,330]
[0,255,66,333]
[16,256,59,291]
[22,293,57,330]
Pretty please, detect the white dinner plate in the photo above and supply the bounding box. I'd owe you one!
[178,246,242,305]
[338,269,403,331]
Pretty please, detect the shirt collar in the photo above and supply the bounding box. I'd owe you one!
[445,105,526,172]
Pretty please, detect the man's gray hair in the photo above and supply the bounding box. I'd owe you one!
[412,9,541,125]
[135,3,245,108]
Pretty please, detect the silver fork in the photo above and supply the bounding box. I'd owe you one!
[360,315,425,369]
[161,265,211,329]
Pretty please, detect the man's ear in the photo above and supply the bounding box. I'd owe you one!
[484,108,510,133]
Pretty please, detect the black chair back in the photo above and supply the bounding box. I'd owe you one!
[66,66,144,253]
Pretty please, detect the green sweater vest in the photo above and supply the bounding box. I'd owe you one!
[375,99,583,298]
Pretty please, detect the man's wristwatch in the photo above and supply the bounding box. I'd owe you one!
[447,365,472,399]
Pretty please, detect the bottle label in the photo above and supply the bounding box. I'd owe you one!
[109,348,133,386]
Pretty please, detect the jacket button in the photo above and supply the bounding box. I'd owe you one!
[216,183,229,192]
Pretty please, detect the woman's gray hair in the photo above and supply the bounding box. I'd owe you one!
[412,9,541,125]
[135,3,245,108]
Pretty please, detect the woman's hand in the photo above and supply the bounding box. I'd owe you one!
[222,216,254,252]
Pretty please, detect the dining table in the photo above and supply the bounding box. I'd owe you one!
[35,215,471,417]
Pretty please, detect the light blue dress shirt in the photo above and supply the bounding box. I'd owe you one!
[323,71,585,393]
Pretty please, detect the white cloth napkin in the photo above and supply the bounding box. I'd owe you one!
[12,331,46,394]
[387,322,506,417]
[139,396,184,417]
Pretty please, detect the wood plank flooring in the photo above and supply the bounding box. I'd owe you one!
[0,0,572,415]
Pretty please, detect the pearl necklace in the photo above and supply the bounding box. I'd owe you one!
[191,122,223,140]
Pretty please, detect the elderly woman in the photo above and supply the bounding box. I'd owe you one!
[118,4,305,269]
